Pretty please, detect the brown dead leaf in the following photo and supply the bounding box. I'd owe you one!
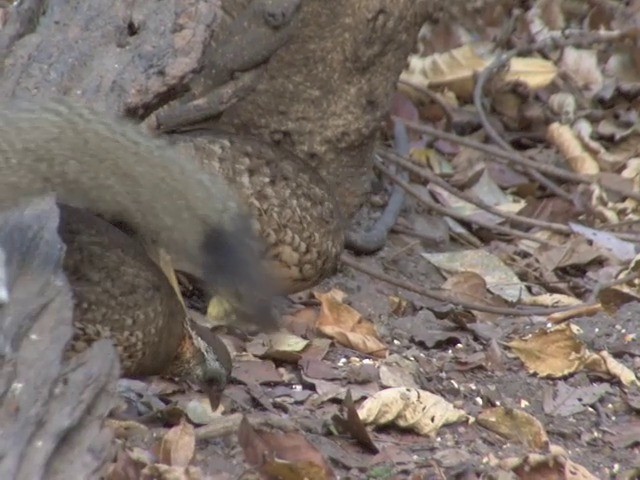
[232,358,283,386]
[493,444,599,480]
[246,332,309,363]
[141,464,203,480]
[401,43,556,102]
[315,289,388,358]
[331,390,378,454]
[507,323,589,377]
[477,407,549,450]
[583,350,639,386]
[158,419,195,468]
[503,56,558,90]
[424,249,531,303]
[559,46,604,98]
[441,271,507,322]
[282,306,319,337]
[105,448,147,480]
[105,419,150,440]
[357,387,468,437]
[388,295,412,316]
[569,223,637,262]
[598,287,640,314]
[238,416,335,480]
[524,293,581,308]
[536,236,604,271]
[547,122,600,175]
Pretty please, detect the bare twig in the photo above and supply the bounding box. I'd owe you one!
[473,29,640,202]
[587,267,640,304]
[472,39,571,199]
[149,67,264,133]
[547,303,603,324]
[340,254,580,316]
[397,80,455,128]
[397,117,640,203]
[375,160,556,246]
[379,148,572,235]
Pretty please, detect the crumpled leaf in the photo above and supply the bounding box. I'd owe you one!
[400,42,556,101]
[559,46,603,98]
[357,387,468,437]
[158,419,195,468]
[492,443,599,480]
[508,324,638,385]
[507,324,589,377]
[247,332,310,363]
[140,464,203,480]
[584,350,639,386]
[315,289,388,358]
[238,416,335,480]
[547,122,600,174]
[423,249,531,302]
[477,407,549,450]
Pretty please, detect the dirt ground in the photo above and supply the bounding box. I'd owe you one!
[109,206,640,479]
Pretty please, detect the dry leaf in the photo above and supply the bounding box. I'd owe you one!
[584,350,639,386]
[569,223,638,263]
[493,443,599,479]
[598,287,640,314]
[400,42,556,101]
[105,448,147,480]
[238,416,335,480]
[401,42,494,100]
[141,464,203,480]
[547,122,600,174]
[440,271,506,322]
[559,47,604,98]
[247,332,310,363]
[315,289,388,358]
[477,407,549,450]
[523,293,581,308]
[423,249,531,302]
[331,390,378,453]
[158,419,195,468]
[505,57,558,90]
[548,92,576,124]
[357,387,468,437]
[507,324,589,377]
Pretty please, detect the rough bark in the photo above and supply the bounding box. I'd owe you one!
[0,0,221,117]
[0,197,120,480]
[218,0,437,216]
[0,0,453,218]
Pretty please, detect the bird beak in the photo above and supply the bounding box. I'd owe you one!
[207,385,224,411]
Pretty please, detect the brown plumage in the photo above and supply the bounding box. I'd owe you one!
[0,97,274,329]
[59,205,231,406]
[180,133,345,294]
[0,97,344,408]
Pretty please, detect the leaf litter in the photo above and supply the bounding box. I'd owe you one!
[104,2,640,478]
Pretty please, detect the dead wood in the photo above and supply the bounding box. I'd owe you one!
[0,197,120,480]
[218,0,438,217]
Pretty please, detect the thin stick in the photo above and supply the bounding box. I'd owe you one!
[379,148,571,234]
[375,161,556,246]
[340,254,580,316]
[397,118,640,203]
